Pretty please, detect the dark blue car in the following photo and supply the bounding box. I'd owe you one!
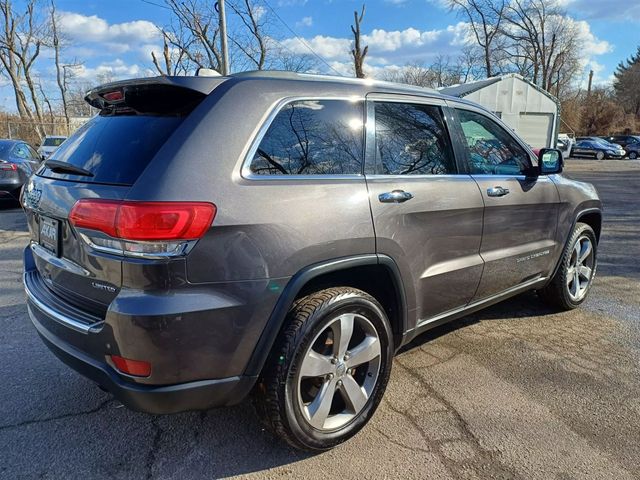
[0,139,41,200]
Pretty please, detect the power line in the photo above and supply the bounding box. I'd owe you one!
[258,0,344,76]
[139,0,171,10]
[139,0,343,76]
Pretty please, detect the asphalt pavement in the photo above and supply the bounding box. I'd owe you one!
[0,160,639,479]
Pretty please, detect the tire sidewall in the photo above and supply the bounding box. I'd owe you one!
[557,223,598,308]
[596,151,605,160]
[281,293,393,451]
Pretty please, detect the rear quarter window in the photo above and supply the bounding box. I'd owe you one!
[248,99,364,175]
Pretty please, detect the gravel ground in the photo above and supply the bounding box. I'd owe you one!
[0,160,638,479]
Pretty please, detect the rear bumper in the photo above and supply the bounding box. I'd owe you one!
[0,178,23,196]
[22,244,284,414]
[27,299,257,414]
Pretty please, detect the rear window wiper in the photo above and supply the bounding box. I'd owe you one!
[44,160,94,177]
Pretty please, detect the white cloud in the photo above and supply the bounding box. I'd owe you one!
[58,11,160,53]
[295,16,313,28]
[277,0,308,5]
[72,59,153,82]
[282,24,473,67]
[253,5,267,20]
[557,0,640,20]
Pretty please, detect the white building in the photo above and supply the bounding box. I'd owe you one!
[440,73,560,149]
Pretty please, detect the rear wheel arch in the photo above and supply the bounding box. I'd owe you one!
[244,255,408,377]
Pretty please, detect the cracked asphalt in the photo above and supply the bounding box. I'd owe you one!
[1,160,639,479]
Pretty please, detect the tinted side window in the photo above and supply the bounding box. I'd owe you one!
[13,144,33,159]
[374,102,456,175]
[249,100,364,175]
[457,109,532,175]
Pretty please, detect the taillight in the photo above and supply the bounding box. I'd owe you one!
[69,199,216,257]
[102,90,124,102]
[110,355,151,377]
[0,162,17,171]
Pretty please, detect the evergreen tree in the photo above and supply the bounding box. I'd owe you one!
[613,46,640,117]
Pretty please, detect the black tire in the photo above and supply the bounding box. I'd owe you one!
[254,287,393,451]
[540,222,597,310]
[596,151,605,160]
[629,152,638,160]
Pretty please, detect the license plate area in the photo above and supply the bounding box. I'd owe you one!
[39,216,60,256]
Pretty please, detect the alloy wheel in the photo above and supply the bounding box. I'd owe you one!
[566,235,595,301]
[296,312,381,431]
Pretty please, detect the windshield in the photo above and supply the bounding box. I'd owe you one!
[43,137,66,147]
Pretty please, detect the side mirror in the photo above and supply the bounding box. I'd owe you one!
[538,148,563,175]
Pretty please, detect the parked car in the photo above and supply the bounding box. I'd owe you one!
[600,135,640,159]
[624,142,640,159]
[556,136,573,159]
[0,139,41,201]
[22,72,602,451]
[601,135,640,149]
[571,139,626,160]
[37,135,67,160]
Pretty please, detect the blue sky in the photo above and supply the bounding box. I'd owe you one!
[2,0,639,108]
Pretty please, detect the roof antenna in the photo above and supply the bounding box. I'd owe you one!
[196,67,222,77]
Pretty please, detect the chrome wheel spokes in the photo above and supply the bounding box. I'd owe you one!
[297,313,381,431]
[567,235,595,301]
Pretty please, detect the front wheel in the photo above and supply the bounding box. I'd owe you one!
[540,222,597,310]
[596,151,605,160]
[629,151,638,160]
[254,287,393,451]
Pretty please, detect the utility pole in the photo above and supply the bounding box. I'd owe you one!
[587,69,593,97]
[218,0,230,75]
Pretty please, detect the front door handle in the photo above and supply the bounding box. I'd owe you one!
[487,186,510,197]
[379,190,414,203]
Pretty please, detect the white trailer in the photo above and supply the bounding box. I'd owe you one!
[440,73,560,150]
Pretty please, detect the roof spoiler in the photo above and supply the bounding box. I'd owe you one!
[84,75,227,113]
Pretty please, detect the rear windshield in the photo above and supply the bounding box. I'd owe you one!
[38,114,183,185]
[43,137,66,147]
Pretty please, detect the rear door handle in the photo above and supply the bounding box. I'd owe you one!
[487,186,510,197]
[378,190,414,203]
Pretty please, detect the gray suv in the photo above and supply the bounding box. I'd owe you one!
[21,71,601,451]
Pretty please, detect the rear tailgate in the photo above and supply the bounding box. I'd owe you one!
[23,179,128,318]
[23,76,224,319]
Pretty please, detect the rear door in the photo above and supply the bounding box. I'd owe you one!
[450,105,560,300]
[572,141,597,158]
[365,94,484,322]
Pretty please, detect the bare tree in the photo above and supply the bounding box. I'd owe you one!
[446,0,506,77]
[49,0,73,131]
[500,0,582,93]
[0,0,47,136]
[350,5,368,78]
[228,0,267,70]
[382,56,469,88]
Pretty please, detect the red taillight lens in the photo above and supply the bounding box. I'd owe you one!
[110,355,151,377]
[69,200,216,241]
[102,90,124,102]
[117,202,215,240]
[69,199,119,237]
[0,162,17,171]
